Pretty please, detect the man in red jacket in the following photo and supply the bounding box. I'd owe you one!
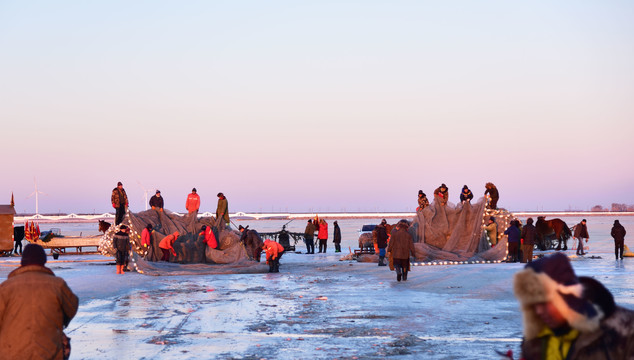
[263,239,284,273]
[186,188,200,214]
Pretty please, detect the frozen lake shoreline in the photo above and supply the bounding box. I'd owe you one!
[2,250,633,359]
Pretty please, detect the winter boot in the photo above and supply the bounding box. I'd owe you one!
[396,268,402,282]
[403,271,408,281]
[378,256,386,266]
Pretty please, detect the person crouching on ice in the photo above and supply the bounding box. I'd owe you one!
[514,252,634,359]
[263,239,285,273]
[159,231,179,261]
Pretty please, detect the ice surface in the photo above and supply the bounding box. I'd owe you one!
[1,215,633,359]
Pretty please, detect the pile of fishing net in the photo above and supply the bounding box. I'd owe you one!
[98,209,267,275]
[410,197,512,263]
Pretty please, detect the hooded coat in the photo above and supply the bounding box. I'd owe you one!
[514,253,634,359]
[611,221,627,242]
[0,265,79,360]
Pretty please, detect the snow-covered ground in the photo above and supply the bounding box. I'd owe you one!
[2,215,633,359]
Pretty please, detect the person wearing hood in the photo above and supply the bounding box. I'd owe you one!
[611,220,627,260]
[521,217,538,263]
[262,239,285,273]
[484,182,499,209]
[0,244,79,360]
[159,231,179,261]
[433,184,449,206]
[417,190,429,211]
[333,221,342,253]
[199,225,218,250]
[514,252,634,359]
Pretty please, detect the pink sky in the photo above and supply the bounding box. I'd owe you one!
[1,1,633,213]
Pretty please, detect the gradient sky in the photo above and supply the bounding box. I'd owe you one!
[2,1,633,214]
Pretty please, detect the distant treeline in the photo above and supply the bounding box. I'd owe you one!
[591,204,634,212]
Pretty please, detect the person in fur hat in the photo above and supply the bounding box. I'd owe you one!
[484,182,499,209]
[514,252,634,359]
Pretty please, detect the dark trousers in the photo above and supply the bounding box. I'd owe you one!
[115,205,126,225]
[318,239,327,253]
[334,243,341,252]
[268,253,283,272]
[507,242,519,262]
[576,238,586,255]
[305,237,314,254]
[615,240,624,259]
[14,240,22,255]
[161,248,170,261]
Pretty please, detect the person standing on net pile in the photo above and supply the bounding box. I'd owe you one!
[263,239,284,273]
[333,221,342,253]
[386,220,416,282]
[111,181,128,225]
[186,188,200,214]
[113,225,131,274]
[150,190,164,212]
[484,182,499,210]
[514,252,634,360]
[216,192,229,228]
[573,219,589,256]
[433,183,449,206]
[417,190,429,211]
[460,185,473,204]
[304,219,316,254]
[317,219,328,253]
[375,219,389,266]
[0,243,79,360]
[521,217,537,263]
[484,216,498,246]
[611,220,627,260]
[504,220,521,262]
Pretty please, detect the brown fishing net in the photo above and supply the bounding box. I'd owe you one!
[409,198,513,263]
[98,209,267,274]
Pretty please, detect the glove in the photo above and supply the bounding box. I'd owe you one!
[144,244,148,247]
[112,203,116,208]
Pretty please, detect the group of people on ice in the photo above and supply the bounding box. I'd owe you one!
[416,182,500,211]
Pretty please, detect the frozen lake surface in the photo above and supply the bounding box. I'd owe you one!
[2,215,633,359]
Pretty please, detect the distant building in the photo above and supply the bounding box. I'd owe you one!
[0,197,16,254]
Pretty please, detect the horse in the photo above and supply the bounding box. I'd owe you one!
[535,216,572,251]
[98,220,111,234]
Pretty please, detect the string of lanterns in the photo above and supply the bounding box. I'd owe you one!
[411,196,518,266]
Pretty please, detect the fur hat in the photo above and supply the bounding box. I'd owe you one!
[513,253,602,340]
[21,244,47,266]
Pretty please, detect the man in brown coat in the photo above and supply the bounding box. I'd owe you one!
[387,220,416,282]
[0,244,79,360]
